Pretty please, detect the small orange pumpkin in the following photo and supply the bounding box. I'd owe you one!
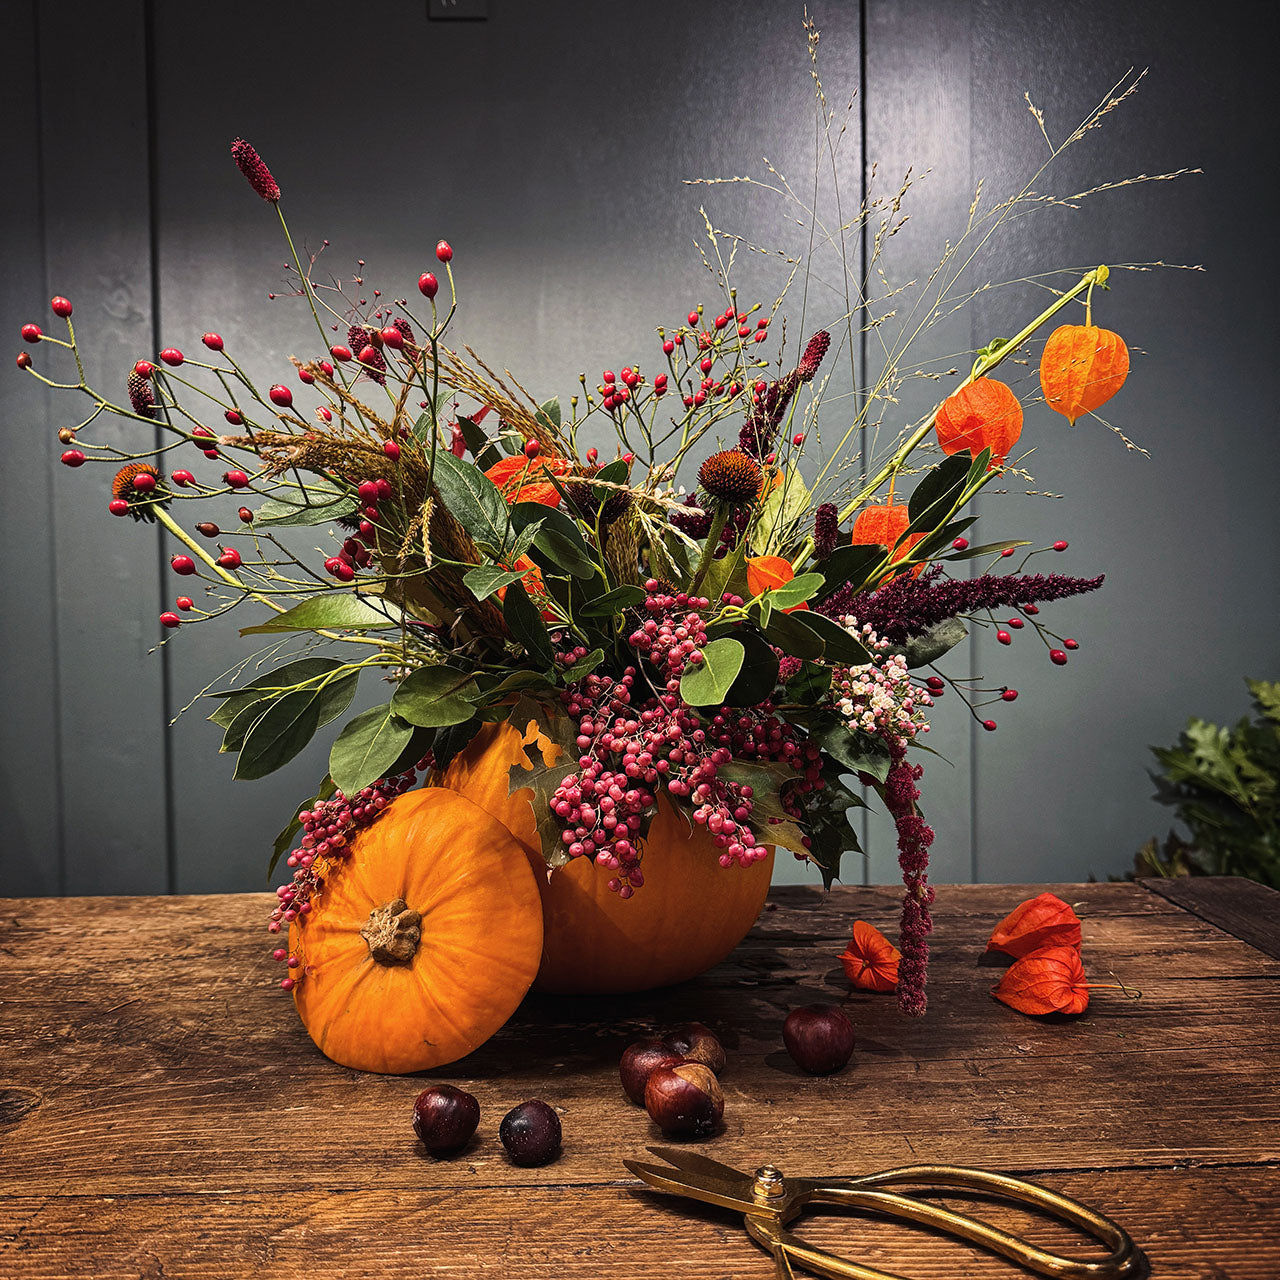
[935,377,1023,465]
[440,718,776,993]
[850,502,925,581]
[289,787,543,1073]
[1039,324,1129,424]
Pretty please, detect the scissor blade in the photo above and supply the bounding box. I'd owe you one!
[646,1145,755,1184]
[624,1157,758,1214]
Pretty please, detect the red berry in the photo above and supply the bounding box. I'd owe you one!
[698,356,713,374]
[1052,540,1069,552]
[132,472,156,492]
[1049,649,1068,665]
[330,344,353,361]
[435,240,453,262]
[1064,638,1079,650]
[202,332,224,351]
[171,469,194,487]
[951,537,969,551]
[1007,618,1024,629]
[204,449,219,460]
[1023,604,1039,615]
[524,440,540,458]
[383,440,401,460]
[586,448,598,463]
[268,384,293,408]
[757,316,770,328]
[982,719,998,732]
[159,612,181,629]
[217,548,242,569]
[60,449,85,467]
[238,507,254,523]
[159,347,184,366]
[792,433,805,447]
[687,311,699,326]
[21,324,42,343]
[176,596,194,611]
[380,326,403,350]
[925,676,945,692]
[318,406,333,423]
[16,352,32,369]
[1001,689,1019,701]
[358,345,378,364]
[108,498,130,516]
[356,481,379,504]
[170,555,196,575]
[602,370,616,384]
[374,478,393,501]
[298,368,315,385]
[418,272,439,299]
[224,469,250,488]
[331,559,355,582]
[224,409,243,425]
[319,360,334,376]
[51,296,72,318]
[1001,547,1015,558]
[753,331,768,342]
[996,630,1012,645]
[662,339,675,355]
[134,360,156,378]
[714,314,728,330]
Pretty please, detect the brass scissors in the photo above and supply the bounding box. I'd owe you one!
[624,1146,1143,1280]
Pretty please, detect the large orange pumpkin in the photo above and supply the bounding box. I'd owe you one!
[288,787,543,1073]
[439,718,776,994]
[1039,324,1129,424]
[934,377,1023,465]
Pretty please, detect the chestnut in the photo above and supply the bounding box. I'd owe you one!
[499,1099,562,1167]
[782,1004,855,1075]
[663,1021,726,1076]
[644,1062,724,1137]
[412,1084,480,1155]
[620,1037,686,1105]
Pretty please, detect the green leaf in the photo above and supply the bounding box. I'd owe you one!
[536,397,561,430]
[893,617,968,668]
[254,478,356,528]
[701,541,748,609]
[428,445,511,554]
[457,414,502,469]
[240,594,394,636]
[790,611,872,665]
[723,630,780,707]
[211,657,346,699]
[750,462,810,555]
[533,527,596,578]
[761,572,825,611]
[812,544,888,600]
[679,636,746,706]
[717,760,812,861]
[210,690,260,730]
[907,452,973,533]
[432,718,482,772]
[221,696,273,752]
[267,775,337,880]
[908,515,979,563]
[560,648,605,683]
[392,666,481,728]
[234,690,324,781]
[214,660,358,744]
[784,660,832,705]
[503,580,555,668]
[760,609,825,661]
[580,584,646,618]
[329,703,416,797]
[463,565,526,602]
[811,718,893,782]
[481,669,556,698]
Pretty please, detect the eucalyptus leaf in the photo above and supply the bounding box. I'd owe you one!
[392,666,481,728]
[234,690,324,781]
[463,564,526,602]
[329,703,416,797]
[428,445,511,554]
[240,594,394,636]
[536,396,561,429]
[763,572,825,611]
[580,584,646,618]
[559,648,605,683]
[503,580,555,668]
[679,636,745,706]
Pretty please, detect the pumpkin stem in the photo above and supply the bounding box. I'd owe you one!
[360,898,423,965]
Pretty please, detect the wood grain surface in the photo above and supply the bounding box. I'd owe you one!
[1,879,1277,1277]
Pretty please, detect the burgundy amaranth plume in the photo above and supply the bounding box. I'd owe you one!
[738,329,831,459]
[231,137,280,203]
[813,502,839,559]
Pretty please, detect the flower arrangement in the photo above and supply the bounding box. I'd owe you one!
[16,55,1167,1063]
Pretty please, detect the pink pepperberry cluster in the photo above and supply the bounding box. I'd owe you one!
[268,762,430,989]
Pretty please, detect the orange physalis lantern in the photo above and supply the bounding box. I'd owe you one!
[839,920,901,992]
[986,892,1083,959]
[934,377,1023,466]
[850,502,925,580]
[745,556,809,611]
[484,454,569,506]
[1039,324,1129,425]
[992,945,1090,1016]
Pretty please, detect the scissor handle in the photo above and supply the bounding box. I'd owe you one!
[744,1165,1141,1280]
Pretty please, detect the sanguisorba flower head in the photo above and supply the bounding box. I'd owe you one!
[231,137,280,203]
[698,449,762,504]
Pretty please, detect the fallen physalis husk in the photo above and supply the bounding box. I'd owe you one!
[839,920,901,992]
[992,945,1090,1015]
[986,892,1082,958]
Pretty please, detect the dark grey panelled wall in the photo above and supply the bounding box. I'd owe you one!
[2,1,1275,897]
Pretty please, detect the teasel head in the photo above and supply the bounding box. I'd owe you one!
[111,462,171,523]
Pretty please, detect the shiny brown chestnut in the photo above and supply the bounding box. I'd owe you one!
[499,1099,562,1167]
[663,1021,726,1075]
[412,1084,480,1155]
[620,1037,686,1105]
[782,1004,855,1075]
[644,1062,724,1137]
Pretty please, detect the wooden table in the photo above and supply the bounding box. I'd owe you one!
[2,879,1277,1278]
